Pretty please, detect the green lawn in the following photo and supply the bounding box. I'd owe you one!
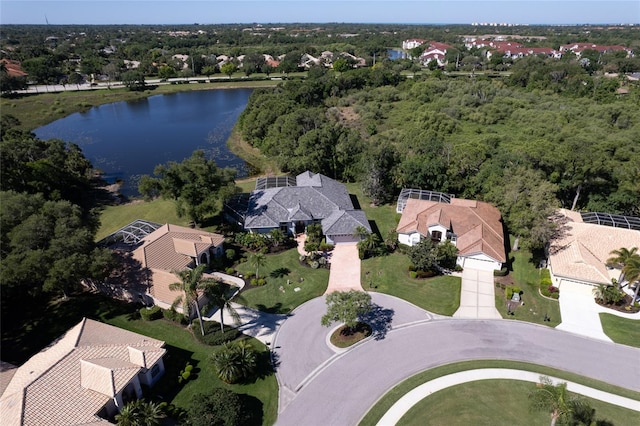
[236,249,329,314]
[106,314,278,425]
[397,379,638,426]
[496,247,562,327]
[600,313,640,348]
[362,253,461,316]
[344,182,400,238]
[360,360,640,426]
[96,198,189,241]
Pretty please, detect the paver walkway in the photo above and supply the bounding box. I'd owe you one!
[453,268,501,319]
[377,368,640,425]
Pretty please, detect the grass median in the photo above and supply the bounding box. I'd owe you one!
[359,359,640,426]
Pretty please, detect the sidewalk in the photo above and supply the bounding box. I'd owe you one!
[376,368,640,425]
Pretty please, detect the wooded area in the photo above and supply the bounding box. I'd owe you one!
[238,61,640,250]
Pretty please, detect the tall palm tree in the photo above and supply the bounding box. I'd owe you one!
[529,376,583,426]
[205,281,247,332]
[248,252,267,278]
[623,257,640,305]
[169,264,218,336]
[607,247,639,287]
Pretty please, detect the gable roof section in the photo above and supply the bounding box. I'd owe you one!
[0,318,165,426]
[244,172,365,236]
[133,223,224,271]
[397,197,506,262]
[549,209,640,285]
[322,210,371,236]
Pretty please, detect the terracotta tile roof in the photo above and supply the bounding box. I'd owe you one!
[549,209,640,284]
[0,318,165,426]
[397,197,506,262]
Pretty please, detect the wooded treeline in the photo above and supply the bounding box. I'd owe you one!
[237,61,640,250]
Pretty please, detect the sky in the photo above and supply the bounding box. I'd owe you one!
[1,0,639,25]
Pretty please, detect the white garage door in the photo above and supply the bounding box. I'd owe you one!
[461,257,499,271]
[330,235,359,244]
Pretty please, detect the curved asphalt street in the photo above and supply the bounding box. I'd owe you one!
[273,293,640,426]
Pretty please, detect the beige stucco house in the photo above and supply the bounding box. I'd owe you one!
[0,318,166,425]
[396,196,506,271]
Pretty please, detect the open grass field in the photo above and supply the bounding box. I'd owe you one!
[600,313,640,348]
[397,379,638,426]
[236,248,329,314]
[1,79,278,132]
[495,246,562,327]
[95,198,189,241]
[362,253,461,315]
[360,360,640,426]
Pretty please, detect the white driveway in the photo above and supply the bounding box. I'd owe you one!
[453,268,501,319]
[325,242,363,294]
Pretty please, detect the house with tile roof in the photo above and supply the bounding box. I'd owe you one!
[0,318,166,425]
[547,209,640,289]
[396,197,507,271]
[131,224,225,309]
[244,171,371,245]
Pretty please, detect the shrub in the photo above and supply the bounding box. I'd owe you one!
[310,260,320,269]
[505,285,521,300]
[226,267,235,275]
[140,306,162,321]
[251,277,266,286]
[162,308,188,324]
[493,266,508,276]
[409,271,418,279]
[299,255,307,262]
[454,264,463,272]
[244,271,255,280]
[192,320,242,346]
[225,249,236,261]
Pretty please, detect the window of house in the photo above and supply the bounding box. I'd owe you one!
[431,231,442,242]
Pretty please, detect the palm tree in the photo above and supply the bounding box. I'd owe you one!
[169,264,218,336]
[529,376,583,426]
[623,257,640,306]
[210,340,258,384]
[248,252,267,278]
[205,281,247,332]
[607,247,639,287]
[115,400,141,426]
[137,400,165,426]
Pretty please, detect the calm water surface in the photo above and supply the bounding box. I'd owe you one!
[34,88,253,196]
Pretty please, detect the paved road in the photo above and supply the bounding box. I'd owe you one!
[275,317,640,426]
[273,293,441,411]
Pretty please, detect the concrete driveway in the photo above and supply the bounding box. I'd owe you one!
[326,243,362,294]
[453,268,501,319]
[275,319,640,426]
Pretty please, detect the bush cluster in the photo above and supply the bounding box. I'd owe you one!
[251,277,267,286]
[139,306,162,321]
[299,252,329,269]
[162,307,188,324]
[539,269,559,299]
[505,285,521,300]
[192,320,242,346]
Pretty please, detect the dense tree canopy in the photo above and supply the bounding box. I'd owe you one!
[138,150,238,225]
[237,59,640,250]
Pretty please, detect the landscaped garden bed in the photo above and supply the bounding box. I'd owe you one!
[330,323,372,348]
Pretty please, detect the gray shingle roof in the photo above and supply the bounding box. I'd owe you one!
[244,172,368,237]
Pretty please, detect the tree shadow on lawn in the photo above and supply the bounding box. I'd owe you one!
[359,304,394,340]
[270,267,290,278]
[1,291,137,365]
[255,303,287,314]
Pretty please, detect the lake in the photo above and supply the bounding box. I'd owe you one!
[34,88,254,196]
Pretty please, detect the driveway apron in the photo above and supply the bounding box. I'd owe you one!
[556,281,612,341]
[453,268,501,319]
[325,242,362,294]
